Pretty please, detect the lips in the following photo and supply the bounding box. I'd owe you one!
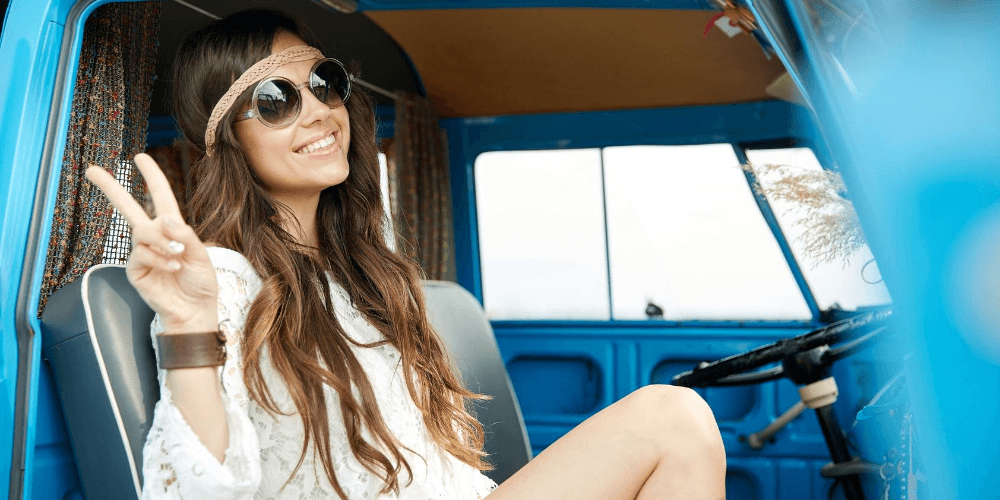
[295,132,337,154]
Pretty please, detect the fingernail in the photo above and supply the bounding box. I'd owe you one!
[163,215,177,227]
[168,261,182,271]
[168,240,185,254]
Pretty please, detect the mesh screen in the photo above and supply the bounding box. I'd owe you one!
[102,160,145,265]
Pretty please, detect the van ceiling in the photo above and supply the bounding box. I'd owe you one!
[366,9,786,117]
[155,1,784,118]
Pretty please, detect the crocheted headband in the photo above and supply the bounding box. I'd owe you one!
[204,45,325,156]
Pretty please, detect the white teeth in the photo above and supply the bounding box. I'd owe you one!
[299,134,335,153]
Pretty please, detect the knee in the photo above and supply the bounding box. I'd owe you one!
[623,385,724,456]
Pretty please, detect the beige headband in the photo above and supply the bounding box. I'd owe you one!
[204,45,325,156]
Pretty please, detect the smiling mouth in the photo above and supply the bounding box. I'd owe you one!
[296,133,337,154]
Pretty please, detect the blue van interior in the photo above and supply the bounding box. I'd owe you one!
[2,1,999,499]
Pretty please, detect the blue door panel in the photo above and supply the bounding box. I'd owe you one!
[31,363,81,500]
[726,458,777,500]
[498,336,614,426]
[496,326,890,498]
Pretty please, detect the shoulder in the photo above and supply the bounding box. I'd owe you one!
[206,247,262,289]
[206,247,255,274]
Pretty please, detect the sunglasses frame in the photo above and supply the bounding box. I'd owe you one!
[235,57,353,128]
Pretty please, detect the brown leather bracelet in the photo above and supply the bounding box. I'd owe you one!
[155,330,227,369]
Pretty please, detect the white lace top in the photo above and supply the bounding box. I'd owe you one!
[141,247,498,500]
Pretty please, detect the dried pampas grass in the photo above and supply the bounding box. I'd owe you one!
[743,163,866,267]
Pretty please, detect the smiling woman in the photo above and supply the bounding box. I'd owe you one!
[76,7,728,500]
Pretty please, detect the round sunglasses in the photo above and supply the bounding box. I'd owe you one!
[235,58,352,128]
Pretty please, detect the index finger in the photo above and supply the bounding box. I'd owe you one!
[133,153,182,220]
[86,165,152,227]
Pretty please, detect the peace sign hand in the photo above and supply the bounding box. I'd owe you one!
[87,153,219,333]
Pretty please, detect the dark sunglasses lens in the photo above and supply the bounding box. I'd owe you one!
[255,79,300,126]
[310,60,350,107]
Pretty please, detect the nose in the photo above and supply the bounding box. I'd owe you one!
[297,83,333,126]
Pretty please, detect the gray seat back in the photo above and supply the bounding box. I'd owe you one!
[422,280,532,484]
[39,267,530,496]
[40,264,157,500]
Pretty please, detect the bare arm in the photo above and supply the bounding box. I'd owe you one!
[87,154,228,462]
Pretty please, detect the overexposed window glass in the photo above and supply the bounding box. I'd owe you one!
[475,149,610,320]
[378,152,394,250]
[745,147,891,310]
[603,145,812,320]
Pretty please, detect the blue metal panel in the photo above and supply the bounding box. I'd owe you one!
[775,1,1000,497]
[1,0,123,497]
[30,364,81,500]
[375,104,395,140]
[725,457,777,500]
[146,115,178,148]
[358,0,715,11]
[0,0,70,496]
[445,121,483,301]
[494,323,892,499]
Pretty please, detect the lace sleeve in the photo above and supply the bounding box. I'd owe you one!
[140,249,263,500]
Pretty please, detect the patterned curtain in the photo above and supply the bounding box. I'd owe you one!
[38,2,160,315]
[390,94,457,281]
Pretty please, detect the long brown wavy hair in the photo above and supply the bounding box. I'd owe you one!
[169,10,489,497]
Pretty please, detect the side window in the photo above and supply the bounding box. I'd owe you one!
[475,149,610,320]
[744,147,891,310]
[603,145,810,320]
[474,144,814,321]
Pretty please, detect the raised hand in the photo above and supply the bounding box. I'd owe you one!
[86,153,219,333]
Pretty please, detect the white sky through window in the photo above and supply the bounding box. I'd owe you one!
[745,147,891,310]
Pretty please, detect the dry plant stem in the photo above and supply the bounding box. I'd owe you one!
[744,162,865,267]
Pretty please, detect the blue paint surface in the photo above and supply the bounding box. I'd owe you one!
[357,0,714,11]
[0,0,67,496]
[444,98,897,498]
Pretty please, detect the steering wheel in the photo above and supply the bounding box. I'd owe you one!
[671,308,892,388]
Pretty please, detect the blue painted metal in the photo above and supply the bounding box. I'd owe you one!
[494,323,892,495]
[0,0,68,496]
[443,98,886,498]
[357,0,715,11]
[492,319,814,330]
[375,104,395,140]
[1,0,120,498]
[445,120,483,301]
[731,145,822,323]
[146,115,178,148]
[766,1,1000,497]
[742,0,813,112]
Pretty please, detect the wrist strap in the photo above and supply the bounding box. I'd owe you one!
[156,330,227,369]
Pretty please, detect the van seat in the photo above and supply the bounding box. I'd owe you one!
[40,266,530,499]
[422,281,532,483]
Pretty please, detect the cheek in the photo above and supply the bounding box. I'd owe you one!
[235,123,289,186]
[337,108,351,155]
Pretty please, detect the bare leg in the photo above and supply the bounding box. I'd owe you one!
[486,385,726,500]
